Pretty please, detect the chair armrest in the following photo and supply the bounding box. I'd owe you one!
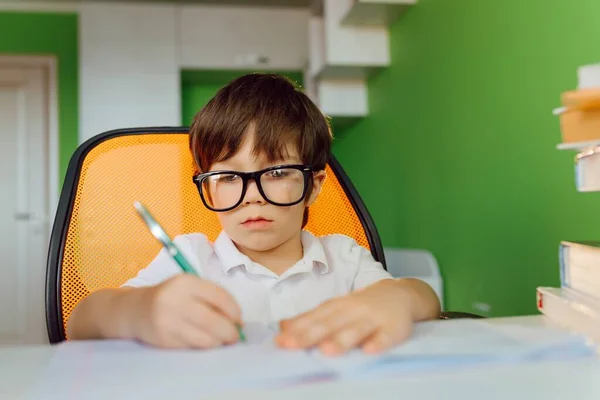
[439,311,485,319]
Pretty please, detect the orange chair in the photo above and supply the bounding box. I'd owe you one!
[45,127,389,342]
[46,127,480,343]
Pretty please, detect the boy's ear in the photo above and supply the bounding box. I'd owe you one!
[306,170,326,207]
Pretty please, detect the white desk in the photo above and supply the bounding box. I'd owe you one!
[1,315,599,400]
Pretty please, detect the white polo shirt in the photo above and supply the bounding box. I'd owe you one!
[123,231,392,324]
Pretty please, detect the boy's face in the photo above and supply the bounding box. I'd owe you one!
[209,133,325,254]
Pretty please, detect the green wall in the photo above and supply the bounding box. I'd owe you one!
[181,70,304,125]
[182,82,225,126]
[333,0,600,316]
[0,12,78,181]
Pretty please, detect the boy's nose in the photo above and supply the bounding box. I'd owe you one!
[242,179,264,205]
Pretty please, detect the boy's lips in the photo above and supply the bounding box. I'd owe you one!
[241,217,273,229]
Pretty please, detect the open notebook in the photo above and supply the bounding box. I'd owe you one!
[26,319,595,400]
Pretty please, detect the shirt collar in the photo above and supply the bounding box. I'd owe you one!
[213,231,252,274]
[213,230,330,275]
[299,230,330,274]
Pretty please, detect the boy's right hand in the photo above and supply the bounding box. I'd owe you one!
[130,275,242,349]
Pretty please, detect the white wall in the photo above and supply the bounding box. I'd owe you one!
[79,2,180,142]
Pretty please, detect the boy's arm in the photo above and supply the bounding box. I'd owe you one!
[67,233,198,340]
[378,277,441,322]
[277,277,440,355]
[67,287,151,340]
[67,275,243,348]
[276,237,441,355]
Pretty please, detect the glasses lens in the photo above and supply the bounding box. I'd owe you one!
[201,173,243,210]
[260,167,306,205]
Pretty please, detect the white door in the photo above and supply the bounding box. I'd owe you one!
[0,64,50,345]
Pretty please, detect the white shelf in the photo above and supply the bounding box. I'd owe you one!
[179,5,309,70]
[304,65,368,118]
[556,139,600,151]
[317,79,368,117]
[308,1,390,80]
[341,0,417,27]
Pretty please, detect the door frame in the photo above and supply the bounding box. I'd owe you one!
[0,55,59,219]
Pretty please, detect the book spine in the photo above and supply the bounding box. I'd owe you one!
[537,287,600,343]
[559,243,600,302]
[575,147,600,192]
[559,243,568,288]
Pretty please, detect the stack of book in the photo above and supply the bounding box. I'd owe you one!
[537,241,600,342]
[537,63,600,341]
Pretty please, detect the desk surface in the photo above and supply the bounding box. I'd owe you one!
[1,315,598,400]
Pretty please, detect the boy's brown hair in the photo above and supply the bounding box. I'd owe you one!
[189,73,333,226]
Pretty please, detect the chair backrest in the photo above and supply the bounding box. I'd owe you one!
[46,128,385,343]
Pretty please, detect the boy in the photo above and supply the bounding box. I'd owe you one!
[67,73,440,355]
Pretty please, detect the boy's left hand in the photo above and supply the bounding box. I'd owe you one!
[275,279,414,356]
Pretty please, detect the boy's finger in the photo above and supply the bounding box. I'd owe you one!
[189,280,242,323]
[151,332,187,349]
[361,331,393,354]
[321,320,377,355]
[278,306,362,349]
[177,321,221,349]
[185,302,239,344]
[362,322,411,354]
[280,299,342,333]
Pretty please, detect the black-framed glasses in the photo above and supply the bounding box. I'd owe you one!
[192,164,313,212]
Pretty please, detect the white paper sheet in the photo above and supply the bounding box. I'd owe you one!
[25,320,594,399]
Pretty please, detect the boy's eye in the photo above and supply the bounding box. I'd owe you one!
[216,174,239,183]
[266,169,289,179]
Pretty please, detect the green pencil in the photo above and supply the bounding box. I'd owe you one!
[134,201,246,342]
